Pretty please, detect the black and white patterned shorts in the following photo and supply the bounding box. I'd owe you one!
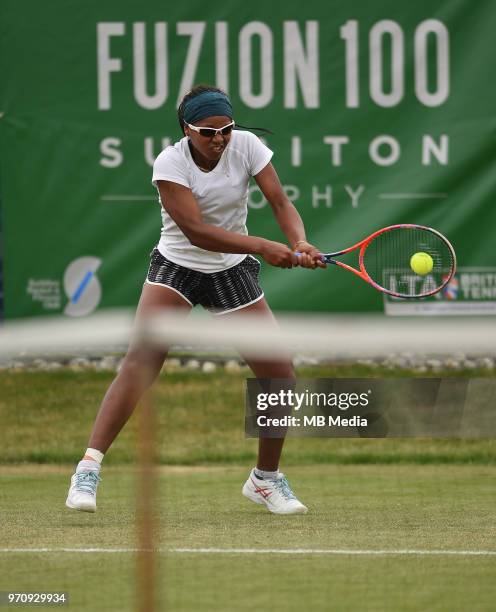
[146,248,264,315]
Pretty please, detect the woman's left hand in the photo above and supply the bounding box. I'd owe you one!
[293,241,327,269]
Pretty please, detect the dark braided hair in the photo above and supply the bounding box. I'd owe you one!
[177,84,273,136]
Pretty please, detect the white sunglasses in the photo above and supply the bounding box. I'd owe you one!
[186,121,235,138]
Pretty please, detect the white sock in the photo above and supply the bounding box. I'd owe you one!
[84,448,104,463]
[76,459,101,473]
[254,468,279,480]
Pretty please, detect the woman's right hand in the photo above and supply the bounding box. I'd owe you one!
[258,239,298,268]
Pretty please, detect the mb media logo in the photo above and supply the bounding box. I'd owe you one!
[63,256,102,317]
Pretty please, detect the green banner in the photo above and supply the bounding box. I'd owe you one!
[1,0,495,318]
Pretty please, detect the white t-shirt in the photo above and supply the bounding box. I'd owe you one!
[152,130,273,272]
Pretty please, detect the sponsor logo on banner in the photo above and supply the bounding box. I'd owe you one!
[63,256,102,317]
[27,279,62,310]
[384,267,496,315]
[26,255,102,315]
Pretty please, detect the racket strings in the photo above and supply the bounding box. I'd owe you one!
[363,227,455,297]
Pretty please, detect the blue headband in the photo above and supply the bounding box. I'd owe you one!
[183,91,233,124]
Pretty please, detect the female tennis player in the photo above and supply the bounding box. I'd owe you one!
[66,85,324,515]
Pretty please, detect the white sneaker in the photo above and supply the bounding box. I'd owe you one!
[242,469,308,514]
[66,469,101,513]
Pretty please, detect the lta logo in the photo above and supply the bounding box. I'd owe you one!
[63,256,102,317]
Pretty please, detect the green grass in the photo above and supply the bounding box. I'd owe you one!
[1,464,495,611]
[1,368,495,610]
[1,368,495,465]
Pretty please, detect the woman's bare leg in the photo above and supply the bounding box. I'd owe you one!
[85,283,191,454]
[221,297,294,471]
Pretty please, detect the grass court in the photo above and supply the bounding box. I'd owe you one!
[1,367,495,611]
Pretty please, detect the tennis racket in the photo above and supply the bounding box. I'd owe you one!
[300,224,456,299]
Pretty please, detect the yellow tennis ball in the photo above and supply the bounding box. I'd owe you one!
[410,252,433,275]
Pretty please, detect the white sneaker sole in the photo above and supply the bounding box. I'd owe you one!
[65,498,96,513]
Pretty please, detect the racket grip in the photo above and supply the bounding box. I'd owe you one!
[295,251,325,262]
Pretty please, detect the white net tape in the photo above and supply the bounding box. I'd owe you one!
[0,309,494,361]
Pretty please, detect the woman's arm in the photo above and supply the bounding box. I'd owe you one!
[156,180,297,268]
[254,163,325,268]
